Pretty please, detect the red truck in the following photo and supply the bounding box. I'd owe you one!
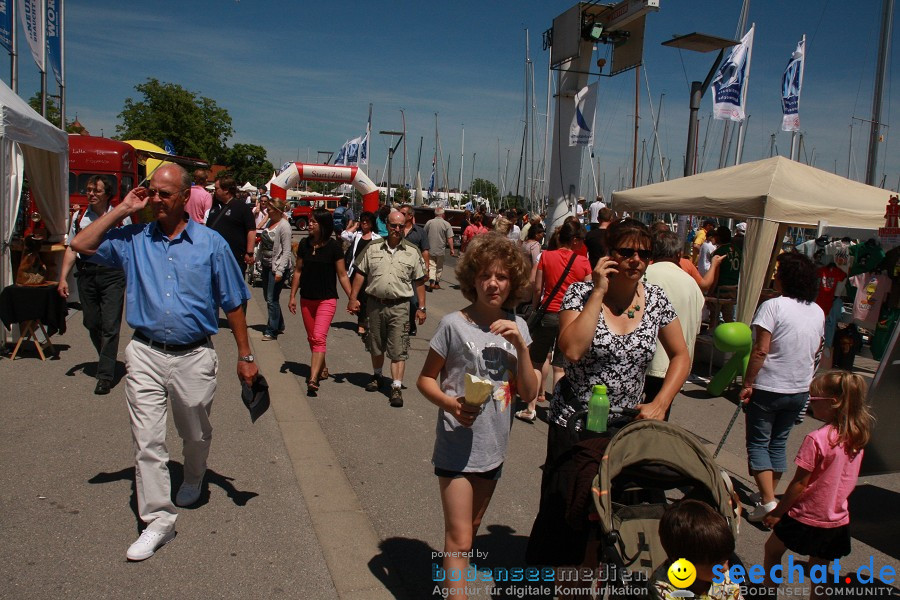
[289,196,341,230]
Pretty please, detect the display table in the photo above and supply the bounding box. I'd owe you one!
[0,284,67,360]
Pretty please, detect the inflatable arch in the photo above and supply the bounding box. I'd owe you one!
[268,163,380,213]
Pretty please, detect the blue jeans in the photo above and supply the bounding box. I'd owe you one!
[745,389,808,472]
[262,266,285,337]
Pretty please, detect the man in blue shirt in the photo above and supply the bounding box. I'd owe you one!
[71,163,259,561]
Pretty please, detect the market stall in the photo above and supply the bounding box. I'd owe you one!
[612,156,891,323]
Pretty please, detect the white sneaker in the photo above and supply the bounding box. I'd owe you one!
[747,501,777,523]
[126,529,175,561]
[175,479,203,507]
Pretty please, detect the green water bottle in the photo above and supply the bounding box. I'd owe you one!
[586,384,609,433]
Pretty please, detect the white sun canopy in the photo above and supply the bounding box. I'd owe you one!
[613,156,891,323]
[0,79,69,291]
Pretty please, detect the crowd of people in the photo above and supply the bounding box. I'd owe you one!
[58,178,875,600]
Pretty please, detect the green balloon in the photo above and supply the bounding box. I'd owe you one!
[713,322,752,353]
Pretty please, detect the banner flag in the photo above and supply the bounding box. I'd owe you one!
[46,0,61,84]
[569,82,598,146]
[358,132,368,165]
[164,139,175,155]
[781,37,805,132]
[333,140,349,166]
[18,0,44,71]
[0,0,13,53]
[712,25,755,122]
[428,155,435,196]
[345,135,363,165]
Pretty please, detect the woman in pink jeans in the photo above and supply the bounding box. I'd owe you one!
[288,208,352,394]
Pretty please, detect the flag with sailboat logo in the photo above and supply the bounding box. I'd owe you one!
[569,82,598,146]
[712,24,754,122]
[781,37,805,132]
[334,134,367,166]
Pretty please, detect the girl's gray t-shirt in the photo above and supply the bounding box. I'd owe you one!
[430,310,532,473]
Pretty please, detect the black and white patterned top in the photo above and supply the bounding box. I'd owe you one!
[549,281,677,429]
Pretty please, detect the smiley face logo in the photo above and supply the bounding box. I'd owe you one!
[667,558,697,588]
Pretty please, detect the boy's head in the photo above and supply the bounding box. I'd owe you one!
[659,500,734,581]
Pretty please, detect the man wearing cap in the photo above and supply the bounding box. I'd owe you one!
[348,210,426,408]
[70,163,258,561]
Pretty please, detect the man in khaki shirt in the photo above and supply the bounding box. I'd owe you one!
[348,210,426,407]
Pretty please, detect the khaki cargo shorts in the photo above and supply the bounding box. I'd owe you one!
[365,299,410,361]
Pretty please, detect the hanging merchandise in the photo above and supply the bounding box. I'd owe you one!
[832,324,863,372]
[850,273,892,331]
[871,308,900,362]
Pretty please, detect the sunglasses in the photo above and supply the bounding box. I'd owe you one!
[146,187,185,200]
[387,222,404,229]
[613,247,651,261]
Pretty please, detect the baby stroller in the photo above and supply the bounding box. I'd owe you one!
[527,409,739,598]
[590,420,739,594]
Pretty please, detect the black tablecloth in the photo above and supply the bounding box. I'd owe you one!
[0,284,67,336]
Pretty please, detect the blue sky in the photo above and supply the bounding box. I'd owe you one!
[5,1,899,197]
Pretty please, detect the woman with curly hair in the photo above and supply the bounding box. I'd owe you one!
[418,233,538,600]
[740,251,824,522]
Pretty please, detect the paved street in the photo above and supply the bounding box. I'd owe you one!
[1,249,898,599]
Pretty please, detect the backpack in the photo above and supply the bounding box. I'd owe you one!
[333,205,347,233]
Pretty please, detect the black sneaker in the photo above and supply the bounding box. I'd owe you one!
[389,387,404,407]
[365,375,381,392]
[94,379,112,395]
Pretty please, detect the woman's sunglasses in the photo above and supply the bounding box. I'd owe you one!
[612,247,651,261]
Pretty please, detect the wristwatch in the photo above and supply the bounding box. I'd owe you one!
[239,354,255,363]
[418,306,426,313]
[245,251,254,257]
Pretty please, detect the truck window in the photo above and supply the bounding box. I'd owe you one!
[120,176,135,199]
[72,173,120,196]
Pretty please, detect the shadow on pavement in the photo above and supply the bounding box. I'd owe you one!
[64,360,126,385]
[849,484,900,559]
[88,462,259,532]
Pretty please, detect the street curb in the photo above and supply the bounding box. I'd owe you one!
[246,299,397,600]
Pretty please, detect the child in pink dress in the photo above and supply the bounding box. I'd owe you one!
[761,370,874,599]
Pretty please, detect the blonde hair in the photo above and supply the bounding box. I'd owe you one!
[456,233,531,309]
[493,216,512,235]
[809,370,874,455]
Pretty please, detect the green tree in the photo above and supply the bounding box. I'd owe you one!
[221,143,274,187]
[393,186,411,203]
[470,178,499,203]
[116,78,233,163]
[27,92,84,133]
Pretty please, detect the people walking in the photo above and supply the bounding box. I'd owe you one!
[341,211,381,337]
[288,209,352,394]
[423,207,455,291]
[417,233,537,600]
[258,198,293,340]
[57,174,130,395]
[348,210,427,407]
[69,163,258,561]
[207,175,256,282]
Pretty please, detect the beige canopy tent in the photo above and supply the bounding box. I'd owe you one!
[612,156,891,323]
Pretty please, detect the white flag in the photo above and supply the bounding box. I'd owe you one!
[712,25,755,122]
[781,37,805,132]
[358,132,368,165]
[18,0,45,71]
[569,82,598,147]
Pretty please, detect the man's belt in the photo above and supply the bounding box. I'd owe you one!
[134,331,209,352]
[370,296,411,307]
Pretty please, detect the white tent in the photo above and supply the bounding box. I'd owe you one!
[240,182,258,192]
[0,79,69,293]
[612,156,891,323]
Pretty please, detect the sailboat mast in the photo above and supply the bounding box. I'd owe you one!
[523,29,531,211]
[632,66,640,188]
[459,126,465,197]
[865,0,894,185]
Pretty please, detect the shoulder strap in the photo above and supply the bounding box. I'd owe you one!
[207,203,228,230]
[539,251,579,313]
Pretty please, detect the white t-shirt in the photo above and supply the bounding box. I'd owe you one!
[645,261,704,378]
[752,296,825,394]
[589,200,606,223]
[697,240,717,276]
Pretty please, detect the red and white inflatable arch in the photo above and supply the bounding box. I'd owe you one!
[268,163,380,213]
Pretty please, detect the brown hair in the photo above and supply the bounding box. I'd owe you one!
[215,174,237,195]
[659,499,734,566]
[456,233,531,309]
[606,217,652,252]
[809,370,874,455]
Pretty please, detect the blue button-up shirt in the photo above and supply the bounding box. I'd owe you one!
[90,219,250,344]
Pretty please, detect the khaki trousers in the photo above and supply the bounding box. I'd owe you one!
[124,339,218,533]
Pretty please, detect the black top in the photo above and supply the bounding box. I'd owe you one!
[403,224,430,253]
[296,238,344,300]
[584,227,608,268]
[207,198,256,265]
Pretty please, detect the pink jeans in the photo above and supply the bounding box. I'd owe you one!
[300,298,337,353]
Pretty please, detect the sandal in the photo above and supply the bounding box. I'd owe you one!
[320,367,329,380]
[515,409,536,423]
[307,379,320,392]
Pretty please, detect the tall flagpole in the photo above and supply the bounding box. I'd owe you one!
[10,0,17,92]
[40,0,46,116]
[865,0,894,186]
[59,0,65,129]
[365,103,372,176]
[733,23,755,166]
